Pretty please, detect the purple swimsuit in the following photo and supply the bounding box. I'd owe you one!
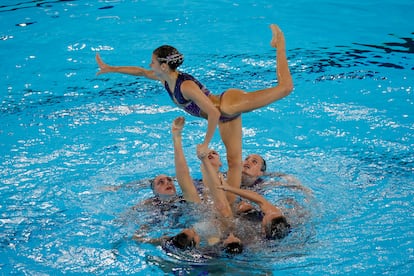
[164,72,240,122]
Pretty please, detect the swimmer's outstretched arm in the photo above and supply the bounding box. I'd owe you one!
[264,172,313,195]
[101,179,151,192]
[132,232,166,245]
[218,184,281,216]
[95,53,159,80]
[219,184,267,209]
[172,117,201,203]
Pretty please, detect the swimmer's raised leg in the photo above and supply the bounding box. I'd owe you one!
[219,24,294,115]
[270,24,283,49]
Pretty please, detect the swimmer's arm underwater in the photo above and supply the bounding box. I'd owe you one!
[132,232,165,245]
[264,172,313,195]
[100,179,151,192]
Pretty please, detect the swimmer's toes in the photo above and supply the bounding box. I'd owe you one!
[270,24,284,48]
[270,24,280,47]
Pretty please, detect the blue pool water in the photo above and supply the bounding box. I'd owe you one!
[1,0,413,275]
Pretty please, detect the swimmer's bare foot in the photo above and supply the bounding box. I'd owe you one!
[270,24,285,49]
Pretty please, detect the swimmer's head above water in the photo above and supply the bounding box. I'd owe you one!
[241,154,267,187]
[221,232,243,255]
[150,174,177,197]
[153,45,184,70]
[243,154,266,174]
[165,228,200,250]
[263,215,291,240]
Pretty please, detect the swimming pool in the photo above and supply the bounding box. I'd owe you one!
[1,0,413,274]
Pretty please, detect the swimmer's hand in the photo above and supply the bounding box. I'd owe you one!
[237,200,254,213]
[196,144,209,159]
[95,53,112,75]
[172,116,185,135]
[100,185,121,192]
[132,225,149,242]
[217,181,231,191]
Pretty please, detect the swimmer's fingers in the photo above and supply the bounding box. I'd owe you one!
[100,185,121,191]
[237,200,253,212]
[172,116,185,132]
[217,183,229,191]
[218,173,224,184]
[196,144,208,159]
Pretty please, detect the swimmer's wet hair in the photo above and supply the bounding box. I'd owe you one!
[260,157,267,172]
[265,216,291,240]
[168,232,196,250]
[153,45,184,70]
[224,242,243,255]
